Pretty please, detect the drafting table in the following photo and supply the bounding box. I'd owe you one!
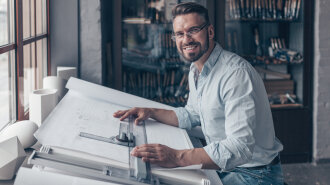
[17,77,222,185]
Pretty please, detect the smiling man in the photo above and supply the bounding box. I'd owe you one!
[113,2,284,185]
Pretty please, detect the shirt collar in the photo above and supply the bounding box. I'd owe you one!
[190,42,222,77]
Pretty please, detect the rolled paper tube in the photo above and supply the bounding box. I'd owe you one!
[43,76,66,101]
[29,89,58,127]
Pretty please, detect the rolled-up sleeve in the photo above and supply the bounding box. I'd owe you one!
[204,68,257,171]
[173,92,200,130]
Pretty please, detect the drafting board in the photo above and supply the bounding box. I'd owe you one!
[35,77,192,167]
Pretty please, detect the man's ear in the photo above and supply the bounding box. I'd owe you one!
[208,25,215,40]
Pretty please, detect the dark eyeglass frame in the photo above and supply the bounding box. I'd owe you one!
[171,22,209,41]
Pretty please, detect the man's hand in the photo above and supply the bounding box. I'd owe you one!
[114,107,179,128]
[113,107,153,125]
[130,144,181,168]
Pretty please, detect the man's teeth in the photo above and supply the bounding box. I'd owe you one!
[185,45,196,50]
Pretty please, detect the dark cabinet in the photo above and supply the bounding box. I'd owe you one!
[272,108,312,163]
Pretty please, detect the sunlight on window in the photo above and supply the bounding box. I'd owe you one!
[0,0,8,46]
[0,0,14,46]
[0,0,48,127]
[0,51,15,130]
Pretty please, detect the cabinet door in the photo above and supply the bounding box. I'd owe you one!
[224,0,306,109]
[272,108,312,163]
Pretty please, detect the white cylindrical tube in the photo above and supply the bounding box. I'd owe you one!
[43,76,66,101]
[29,89,58,127]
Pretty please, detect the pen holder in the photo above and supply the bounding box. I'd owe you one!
[29,89,58,127]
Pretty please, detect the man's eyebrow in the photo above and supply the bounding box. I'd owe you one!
[188,25,200,29]
[174,31,184,34]
[174,25,201,33]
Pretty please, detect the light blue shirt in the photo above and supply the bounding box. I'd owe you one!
[174,43,283,171]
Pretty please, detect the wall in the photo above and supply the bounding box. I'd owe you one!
[79,0,104,84]
[50,0,104,84]
[313,0,330,162]
[50,0,79,75]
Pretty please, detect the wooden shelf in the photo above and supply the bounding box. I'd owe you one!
[271,103,303,109]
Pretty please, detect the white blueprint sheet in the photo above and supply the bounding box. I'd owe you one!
[145,119,191,150]
[35,90,130,164]
[35,78,192,166]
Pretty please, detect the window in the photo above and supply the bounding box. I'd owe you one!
[0,0,49,130]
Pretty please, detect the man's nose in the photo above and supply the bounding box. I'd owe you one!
[182,33,193,43]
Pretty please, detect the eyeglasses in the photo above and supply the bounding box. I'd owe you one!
[171,22,209,41]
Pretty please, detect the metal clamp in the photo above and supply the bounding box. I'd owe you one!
[79,122,135,147]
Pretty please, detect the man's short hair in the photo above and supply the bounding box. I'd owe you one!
[172,2,209,23]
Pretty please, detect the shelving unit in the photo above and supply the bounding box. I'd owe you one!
[224,0,305,108]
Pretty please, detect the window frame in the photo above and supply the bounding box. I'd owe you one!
[0,0,50,124]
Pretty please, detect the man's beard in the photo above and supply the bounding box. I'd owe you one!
[179,34,209,63]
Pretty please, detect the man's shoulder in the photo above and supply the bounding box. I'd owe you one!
[218,49,251,70]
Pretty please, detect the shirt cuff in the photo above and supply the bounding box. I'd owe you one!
[173,107,192,130]
[204,142,232,171]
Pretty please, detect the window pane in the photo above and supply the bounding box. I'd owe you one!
[23,40,46,111]
[36,38,47,88]
[23,0,35,39]
[36,0,47,35]
[0,0,15,46]
[23,43,36,111]
[0,51,16,130]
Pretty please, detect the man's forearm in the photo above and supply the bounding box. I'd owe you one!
[177,148,220,169]
[150,108,179,127]
[148,109,219,168]
[131,143,220,169]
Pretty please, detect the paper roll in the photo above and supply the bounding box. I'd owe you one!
[29,89,58,127]
[43,76,66,101]
[57,66,77,81]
